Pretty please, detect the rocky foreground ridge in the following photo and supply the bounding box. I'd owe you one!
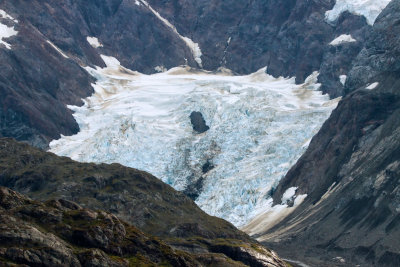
[0,138,287,267]
[258,1,400,266]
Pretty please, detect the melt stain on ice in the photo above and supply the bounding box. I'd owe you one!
[50,56,339,227]
[139,0,203,67]
[325,0,392,25]
[0,9,18,49]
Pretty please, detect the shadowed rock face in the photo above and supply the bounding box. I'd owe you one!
[147,0,370,96]
[259,1,400,266]
[0,0,195,148]
[0,0,374,148]
[0,187,202,266]
[190,111,210,134]
[0,138,288,267]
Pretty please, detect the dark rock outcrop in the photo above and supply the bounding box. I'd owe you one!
[0,138,288,267]
[0,186,203,266]
[190,111,210,133]
[259,1,400,266]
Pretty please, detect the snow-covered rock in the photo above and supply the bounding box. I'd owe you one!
[326,0,392,25]
[330,34,356,46]
[339,75,347,86]
[87,37,103,48]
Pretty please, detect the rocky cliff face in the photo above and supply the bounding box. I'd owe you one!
[146,0,370,97]
[255,1,400,266]
[0,138,288,267]
[0,0,374,148]
[0,0,195,148]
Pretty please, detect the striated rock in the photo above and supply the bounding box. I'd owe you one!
[146,0,370,96]
[255,1,400,266]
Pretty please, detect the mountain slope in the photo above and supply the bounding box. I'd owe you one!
[0,186,201,266]
[247,1,400,266]
[0,0,195,148]
[0,0,380,148]
[0,137,287,267]
[146,0,372,96]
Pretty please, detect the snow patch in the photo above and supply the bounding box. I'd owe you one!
[242,193,308,237]
[100,55,122,69]
[46,40,69,58]
[281,187,297,204]
[139,0,203,67]
[0,23,17,49]
[87,36,103,48]
[0,9,18,23]
[366,82,379,90]
[339,75,347,86]
[50,57,338,227]
[330,34,356,46]
[325,0,392,26]
[135,0,141,6]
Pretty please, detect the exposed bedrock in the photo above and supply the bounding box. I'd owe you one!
[190,111,210,134]
[260,1,400,266]
[147,0,371,96]
[0,0,194,148]
[0,138,289,267]
[0,0,378,147]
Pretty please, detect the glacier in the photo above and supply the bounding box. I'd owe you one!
[50,56,339,226]
[325,0,392,26]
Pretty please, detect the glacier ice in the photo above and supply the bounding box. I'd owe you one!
[50,57,339,227]
[325,0,392,25]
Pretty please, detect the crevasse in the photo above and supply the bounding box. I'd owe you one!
[50,56,339,226]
